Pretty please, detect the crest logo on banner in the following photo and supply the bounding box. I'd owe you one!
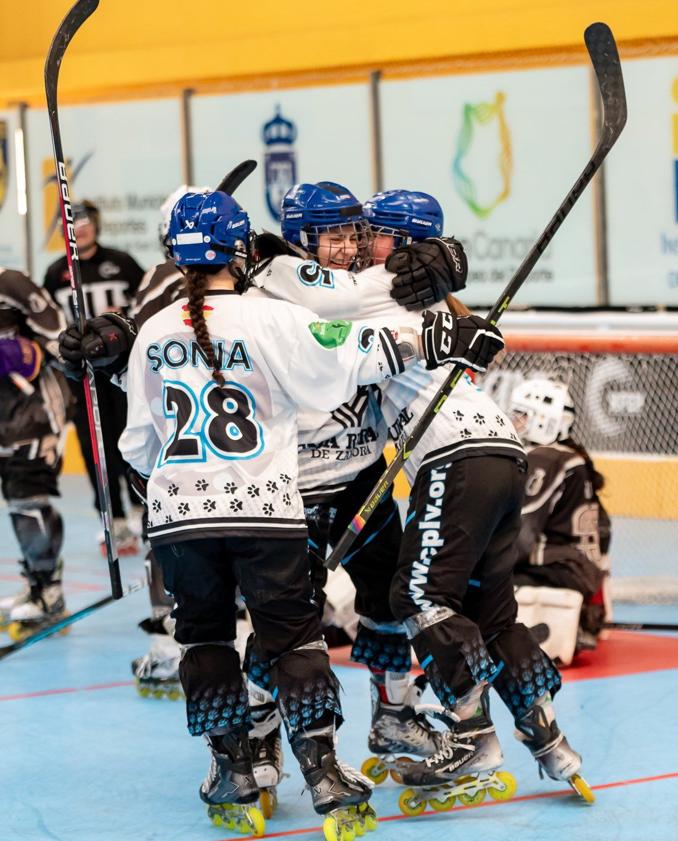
[42,152,93,250]
[453,92,512,219]
[672,76,678,222]
[0,121,8,213]
[262,106,298,222]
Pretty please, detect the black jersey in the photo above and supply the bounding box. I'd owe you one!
[130,259,184,328]
[0,267,70,446]
[43,244,144,323]
[516,441,607,570]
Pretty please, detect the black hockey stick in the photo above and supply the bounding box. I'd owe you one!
[325,21,627,571]
[216,160,257,194]
[45,0,122,599]
[0,579,146,661]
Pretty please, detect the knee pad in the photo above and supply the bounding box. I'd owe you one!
[350,618,411,673]
[486,622,562,720]
[179,642,249,736]
[515,586,583,667]
[9,497,63,574]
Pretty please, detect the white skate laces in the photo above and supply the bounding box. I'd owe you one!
[424,730,475,768]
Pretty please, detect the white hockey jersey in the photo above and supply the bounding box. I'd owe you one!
[119,289,407,544]
[252,256,524,485]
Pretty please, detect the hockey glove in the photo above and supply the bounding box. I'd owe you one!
[58,325,86,381]
[421,311,504,372]
[0,336,41,381]
[388,237,469,311]
[253,232,298,259]
[80,313,138,378]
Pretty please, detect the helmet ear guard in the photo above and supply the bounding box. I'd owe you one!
[509,378,575,446]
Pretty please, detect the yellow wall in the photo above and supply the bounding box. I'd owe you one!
[2,1,678,106]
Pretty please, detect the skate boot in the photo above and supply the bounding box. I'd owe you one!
[398,685,517,816]
[200,728,265,835]
[0,561,30,631]
[292,726,378,841]
[248,688,284,818]
[100,519,139,558]
[131,633,182,700]
[362,673,444,785]
[6,564,69,642]
[515,693,594,804]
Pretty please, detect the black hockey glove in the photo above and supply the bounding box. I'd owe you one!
[58,324,86,381]
[81,313,138,378]
[388,237,468,311]
[421,311,504,372]
[127,467,148,509]
[253,232,298,259]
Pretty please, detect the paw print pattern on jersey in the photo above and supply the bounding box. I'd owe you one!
[262,503,275,516]
[203,499,216,513]
[473,413,485,424]
[223,481,237,494]
[168,483,179,497]
[178,502,190,516]
[495,415,506,426]
[266,480,278,493]
[195,478,209,492]
[230,499,243,513]
[152,500,162,513]
[283,493,291,507]
[279,473,292,484]
[247,484,260,497]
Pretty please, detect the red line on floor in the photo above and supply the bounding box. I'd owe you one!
[0,680,135,702]
[230,772,678,840]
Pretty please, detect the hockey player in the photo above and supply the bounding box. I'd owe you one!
[44,200,145,555]
[117,189,468,837]
[0,266,70,640]
[509,378,611,661]
[252,184,593,809]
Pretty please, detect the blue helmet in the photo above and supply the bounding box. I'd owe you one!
[281,181,364,250]
[168,191,250,267]
[363,190,444,245]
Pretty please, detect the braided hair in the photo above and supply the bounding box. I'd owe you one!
[185,267,225,387]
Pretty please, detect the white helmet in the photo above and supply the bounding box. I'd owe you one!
[159,184,210,249]
[509,378,575,446]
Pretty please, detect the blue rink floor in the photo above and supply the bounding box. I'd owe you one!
[2,476,678,841]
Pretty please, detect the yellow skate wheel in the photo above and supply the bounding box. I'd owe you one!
[259,788,276,819]
[357,802,378,832]
[152,689,165,700]
[323,816,340,841]
[390,756,414,784]
[7,622,28,642]
[361,757,388,785]
[398,788,425,817]
[246,806,266,836]
[570,774,595,804]
[167,688,182,701]
[137,686,151,698]
[489,771,517,802]
[430,794,456,811]
[458,788,486,807]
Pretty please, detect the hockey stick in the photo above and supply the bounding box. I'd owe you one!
[325,21,627,571]
[216,160,257,194]
[0,578,146,661]
[604,621,678,633]
[45,0,122,599]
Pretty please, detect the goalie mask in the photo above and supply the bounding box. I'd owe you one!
[509,378,575,446]
[280,181,371,270]
[167,191,252,281]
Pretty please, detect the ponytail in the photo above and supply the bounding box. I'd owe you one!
[563,437,605,492]
[185,268,225,387]
[446,294,471,317]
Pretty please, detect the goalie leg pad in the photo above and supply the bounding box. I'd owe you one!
[8,497,63,575]
[515,585,583,666]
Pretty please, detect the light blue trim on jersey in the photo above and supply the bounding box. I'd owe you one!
[295,260,335,288]
[421,654,433,669]
[199,380,265,462]
[157,380,206,468]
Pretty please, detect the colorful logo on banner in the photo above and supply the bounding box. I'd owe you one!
[42,152,93,250]
[0,121,8,213]
[262,106,298,222]
[453,92,512,219]
[673,77,678,223]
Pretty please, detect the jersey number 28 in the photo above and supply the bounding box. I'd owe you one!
[159,381,263,465]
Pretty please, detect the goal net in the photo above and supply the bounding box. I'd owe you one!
[480,329,678,618]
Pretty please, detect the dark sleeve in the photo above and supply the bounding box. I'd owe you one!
[0,269,66,354]
[516,452,562,563]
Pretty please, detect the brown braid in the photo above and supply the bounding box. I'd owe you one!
[185,268,225,387]
[446,294,471,316]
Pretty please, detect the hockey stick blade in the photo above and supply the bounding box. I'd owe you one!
[216,160,258,195]
[0,579,146,661]
[325,22,627,571]
[45,0,123,599]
